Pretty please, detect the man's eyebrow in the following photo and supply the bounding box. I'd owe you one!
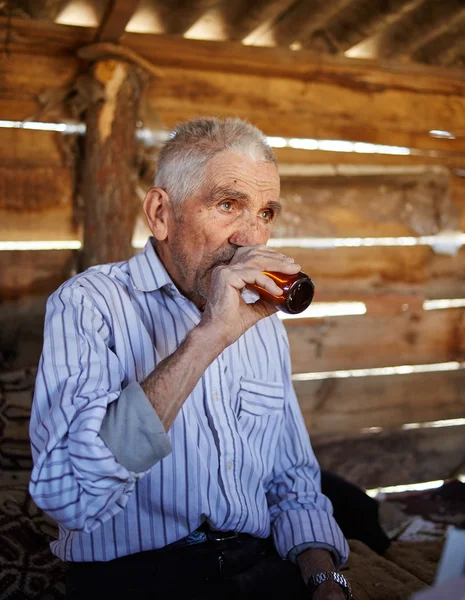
[208,186,250,204]
[267,200,283,216]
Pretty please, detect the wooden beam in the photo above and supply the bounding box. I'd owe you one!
[24,0,68,20]
[286,308,465,373]
[227,0,296,42]
[357,1,465,61]
[80,59,145,268]
[165,0,220,36]
[251,0,351,47]
[146,66,465,153]
[0,167,77,242]
[0,129,69,166]
[0,251,75,301]
[312,426,465,489]
[305,0,424,54]
[4,18,465,152]
[292,245,465,300]
[96,0,142,43]
[294,369,465,435]
[413,14,465,66]
[274,147,465,170]
[276,173,455,239]
[396,5,465,61]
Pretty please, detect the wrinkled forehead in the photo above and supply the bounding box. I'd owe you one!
[203,151,280,197]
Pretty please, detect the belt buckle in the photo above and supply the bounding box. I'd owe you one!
[209,530,239,542]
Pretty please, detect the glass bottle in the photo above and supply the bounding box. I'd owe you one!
[250,271,315,314]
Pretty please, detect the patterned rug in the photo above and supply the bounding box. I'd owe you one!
[0,368,66,600]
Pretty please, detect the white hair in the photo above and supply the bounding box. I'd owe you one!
[154,117,277,206]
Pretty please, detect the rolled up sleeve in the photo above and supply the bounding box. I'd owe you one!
[29,284,166,534]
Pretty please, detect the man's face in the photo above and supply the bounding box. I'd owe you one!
[158,151,281,308]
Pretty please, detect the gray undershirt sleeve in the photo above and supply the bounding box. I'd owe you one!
[99,381,172,473]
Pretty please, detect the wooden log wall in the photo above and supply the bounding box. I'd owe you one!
[1,19,465,488]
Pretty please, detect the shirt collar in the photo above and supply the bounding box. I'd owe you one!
[128,237,175,293]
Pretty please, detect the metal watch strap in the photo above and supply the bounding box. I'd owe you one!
[307,571,352,599]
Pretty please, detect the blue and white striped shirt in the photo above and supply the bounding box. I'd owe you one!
[29,239,349,564]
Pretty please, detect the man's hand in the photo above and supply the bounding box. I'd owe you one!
[199,244,300,349]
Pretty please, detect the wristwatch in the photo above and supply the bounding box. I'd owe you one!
[307,571,352,599]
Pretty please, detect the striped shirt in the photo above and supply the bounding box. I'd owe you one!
[29,238,349,564]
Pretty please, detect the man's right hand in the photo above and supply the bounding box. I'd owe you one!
[198,245,301,350]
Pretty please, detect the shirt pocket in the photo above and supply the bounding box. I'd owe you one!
[237,378,285,478]
[238,378,285,418]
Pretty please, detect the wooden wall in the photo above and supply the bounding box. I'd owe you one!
[2,19,465,489]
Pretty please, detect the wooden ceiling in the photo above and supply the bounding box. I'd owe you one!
[4,0,465,70]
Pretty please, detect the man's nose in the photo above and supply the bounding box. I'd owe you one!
[228,219,267,247]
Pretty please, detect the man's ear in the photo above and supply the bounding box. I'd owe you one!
[143,187,172,241]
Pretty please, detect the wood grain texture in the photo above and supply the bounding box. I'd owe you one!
[0,129,69,166]
[291,245,465,300]
[0,167,77,241]
[4,18,465,152]
[294,369,465,435]
[0,251,76,301]
[285,308,465,373]
[80,59,145,268]
[147,66,465,153]
[277,174,455,238]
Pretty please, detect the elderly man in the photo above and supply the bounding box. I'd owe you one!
[30,117,350,599]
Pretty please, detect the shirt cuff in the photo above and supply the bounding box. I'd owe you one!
[272,508,349,568]
[288,542,342,566]
[99,381,172,473]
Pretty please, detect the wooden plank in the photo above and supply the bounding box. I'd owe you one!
[0,167,77,241]
[0,52,79,120]
[294,369,465,435]
[96,0,141,42]
[0,129,69,166]
[286,308,465,373]
[274,147,465,170]
[4,18,465,153]
[276,174,455,238]
[0,99,45,121]
[0,251,76,301]
[290,245,465,300]
[312,426,465,489]
[25,0,69,20]
[147,67,465,153]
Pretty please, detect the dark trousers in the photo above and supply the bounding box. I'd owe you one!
[66,536,308,600]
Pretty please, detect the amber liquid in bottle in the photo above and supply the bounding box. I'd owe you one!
[250,271,315,314]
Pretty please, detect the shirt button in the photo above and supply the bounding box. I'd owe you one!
[213,391,220,402]
[226,461,233,471]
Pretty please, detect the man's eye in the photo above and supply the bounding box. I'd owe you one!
[260,209,274,221]
[220,201,233,212]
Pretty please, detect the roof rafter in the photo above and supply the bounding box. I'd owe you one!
[362,0,465,61]
[95,0,141,42]
[226,0,296,42]
[412,13,465,66]
[23,0,68,20]
[251,0,352,48]
[307,0,424,55]
[164,0,221,36]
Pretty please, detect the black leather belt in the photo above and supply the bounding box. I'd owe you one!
[166,522,247,550]
[161,523,271,577]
